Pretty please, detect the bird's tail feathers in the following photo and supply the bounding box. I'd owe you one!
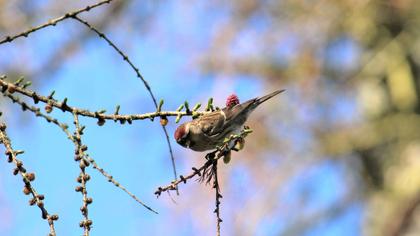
[256,89,285,105]
[232,89,285,117]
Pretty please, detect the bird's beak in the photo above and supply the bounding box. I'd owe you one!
[176,138,190,148]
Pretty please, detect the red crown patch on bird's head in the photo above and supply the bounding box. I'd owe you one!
[226,94,240,108]
[174,123,187,141]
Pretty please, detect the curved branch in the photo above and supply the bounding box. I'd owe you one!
[71,15,180,194]
[0,123,58,235]
[2,92,158,214]
[0,0,113,45]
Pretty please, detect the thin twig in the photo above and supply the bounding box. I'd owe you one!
[0,123,58,236]
[213,160,222,236]
[154,130,252,236]
[2,92,72,139]
[71,16,156,104]
[155,156,217,196]
[2,92,158,213]
[154,128,253,196]
[72,113,93,235]
[0,0,113,45]
[162,126,179,195]
[71,15,180,194]
[85,155,159,214]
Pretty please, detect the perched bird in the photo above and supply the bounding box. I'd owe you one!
[174,89,285,152]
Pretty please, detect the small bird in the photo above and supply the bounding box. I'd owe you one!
[174,89,285,152]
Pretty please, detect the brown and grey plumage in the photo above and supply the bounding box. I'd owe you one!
[174,89,285,151]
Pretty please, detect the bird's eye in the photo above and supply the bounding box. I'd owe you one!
[176,136,185,144]
[177,133,190,147]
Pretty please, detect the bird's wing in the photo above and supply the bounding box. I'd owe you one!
[223,99,255,123]
[193,111,226,137]
[223,89,285,124]
[193,90,285,139]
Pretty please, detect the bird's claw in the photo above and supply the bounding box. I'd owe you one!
[205,151,216,160]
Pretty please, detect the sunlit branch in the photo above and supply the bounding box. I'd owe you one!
[155,128,252,196]
[1,91,158,214]
[0,123,58,236]
[0,77,205,123]
[0,0,113,45]
[72,113,93,235]
[71,15,181,194]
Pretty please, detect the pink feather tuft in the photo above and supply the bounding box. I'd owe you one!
[226,94,240,108]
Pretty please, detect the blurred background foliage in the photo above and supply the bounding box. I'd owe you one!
[0,0,419,235]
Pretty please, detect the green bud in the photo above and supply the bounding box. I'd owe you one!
[206,97,214,111]
[14,77,24,85]
[48,90,56,99]
[175,114,182,123]
[243,129,253,134]
[192,103,201,111]
[114,105,120,115]
[22,81,32,88]
[184,101,190,112]
[176,104,184,112]
[157,99,164,112]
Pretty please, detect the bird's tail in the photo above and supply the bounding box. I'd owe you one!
[226,89,285,123]
[256,89,285,105]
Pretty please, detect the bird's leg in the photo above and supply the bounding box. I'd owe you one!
[201,150,220,183]
[205,151,217,160]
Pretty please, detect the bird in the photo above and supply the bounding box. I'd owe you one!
[174,89,285,152]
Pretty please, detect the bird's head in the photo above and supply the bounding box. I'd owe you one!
[174,123,190,148]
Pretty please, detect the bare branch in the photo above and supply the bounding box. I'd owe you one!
[1,91,158,214]
[85,155,159,214]
[2,92,72,139]
[0,0,113,45]
[72,113,93,235]
[0,77,205,123]
[213,160,222,236]
[71,15,180,194]
[154,128,253,196]
[154,129,252,236]
[0,123,58,236]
